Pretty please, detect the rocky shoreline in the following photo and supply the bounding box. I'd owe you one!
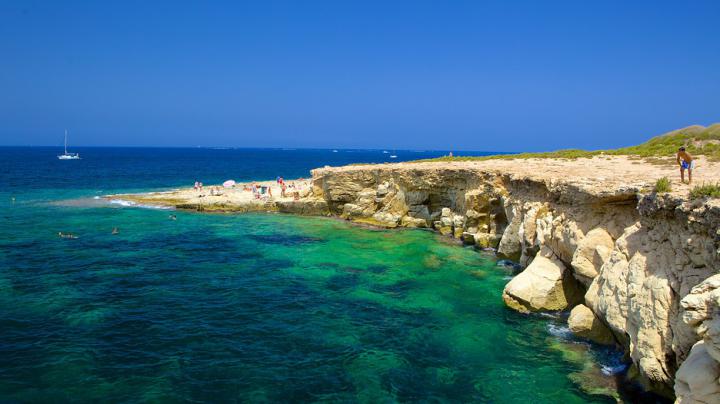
[110,156,720,402]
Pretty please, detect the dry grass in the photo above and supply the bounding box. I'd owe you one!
[689,182,720,199]
[413,124,720,163]
[654,177,672,193]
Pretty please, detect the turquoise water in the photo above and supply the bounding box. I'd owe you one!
[0,148,627,402]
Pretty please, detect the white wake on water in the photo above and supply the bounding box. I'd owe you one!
[109,199,173,210]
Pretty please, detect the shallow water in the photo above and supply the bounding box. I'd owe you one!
[0,147,623,402]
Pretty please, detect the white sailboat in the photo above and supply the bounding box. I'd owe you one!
[57,129,80,160]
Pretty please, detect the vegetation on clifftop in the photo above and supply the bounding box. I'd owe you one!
[415,124,720,162]
[689,182,720,199]
[654,177,672,193]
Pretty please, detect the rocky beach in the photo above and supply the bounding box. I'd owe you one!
[110,150,720,402]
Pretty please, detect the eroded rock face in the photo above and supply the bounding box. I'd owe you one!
[502,247,583,312]
[309,163,720,400]
[568,304,615,345]
[675,341,720,404]
[675,275,720,402]
[571,228,614,287]
[498,202,522,260]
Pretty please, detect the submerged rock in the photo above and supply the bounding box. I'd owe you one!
[548,339,622,402]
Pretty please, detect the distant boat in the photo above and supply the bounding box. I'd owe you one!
[382,150,389,154]
[332,149,338,153]
[57,130,80,160]
[390,154,398,159]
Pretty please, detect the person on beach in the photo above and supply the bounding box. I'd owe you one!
[194,181,199,191]
[281,183,287,197]
[677,147,695,184]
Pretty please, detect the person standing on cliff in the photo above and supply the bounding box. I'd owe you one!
[676,147,695,184]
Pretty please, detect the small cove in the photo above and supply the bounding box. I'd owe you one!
[0,147,644,402]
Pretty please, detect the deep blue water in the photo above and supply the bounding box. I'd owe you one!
[0,147,631,403]
[0,147,490,198]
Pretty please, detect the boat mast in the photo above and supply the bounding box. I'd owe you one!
[64,129,68,154]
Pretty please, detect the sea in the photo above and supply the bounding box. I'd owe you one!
[0,147,648,403]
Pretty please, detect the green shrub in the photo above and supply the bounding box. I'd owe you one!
[689,183,720,199]
[411,123,720,163]
[654,177,672,193]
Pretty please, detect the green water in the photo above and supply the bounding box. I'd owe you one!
[0,196,622,402]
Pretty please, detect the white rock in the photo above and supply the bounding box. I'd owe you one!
[571,228,614,286]
[675,341,720,404]
[502,247,582,312]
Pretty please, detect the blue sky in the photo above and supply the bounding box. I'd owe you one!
[0,1,718,151]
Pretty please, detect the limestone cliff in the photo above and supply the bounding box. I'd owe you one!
[309,163,720,401]
[113,155,720,401]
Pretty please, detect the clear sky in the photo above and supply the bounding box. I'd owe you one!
[1,1,718,151]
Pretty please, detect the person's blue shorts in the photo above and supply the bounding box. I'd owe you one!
[681,160,696,170]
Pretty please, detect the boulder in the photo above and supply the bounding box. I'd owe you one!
[440,216,453,227]
[475,233,501,249]
[371,212,400,228]
[675,341,720,404]
[502,248,583,313]
[452,214,465,229]
[568,304,615,345]
[401,216,427,228]
[571,228,614,287]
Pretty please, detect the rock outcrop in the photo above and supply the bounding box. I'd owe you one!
[568,304,615,345]
[675,275,720,402]
[307,163,720,400]
[502,247,582,312]
[115,157,720,400]
[675,341,720,403]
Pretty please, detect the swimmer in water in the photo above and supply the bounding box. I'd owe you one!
[112,227,119,235]
[169,214,177,220]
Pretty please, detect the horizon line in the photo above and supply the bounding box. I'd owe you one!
[0,145,515,154]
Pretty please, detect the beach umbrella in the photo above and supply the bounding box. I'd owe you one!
[223,180,236,188]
